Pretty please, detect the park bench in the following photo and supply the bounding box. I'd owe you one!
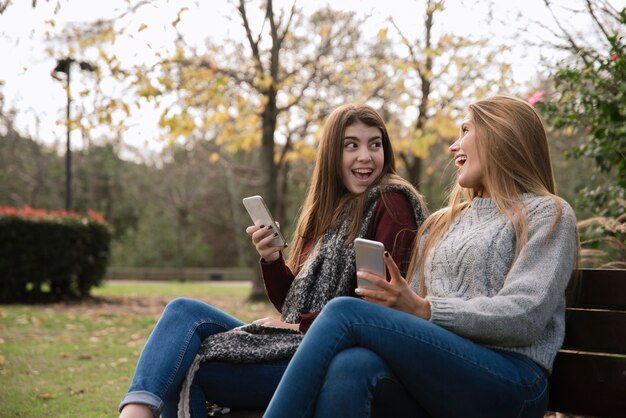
[547,268,626,417]
[223,268,626,418]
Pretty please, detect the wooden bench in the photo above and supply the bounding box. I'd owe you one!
[222,269,626,418]
[547,268,626,417]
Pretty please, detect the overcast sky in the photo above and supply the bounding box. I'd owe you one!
[0,0,616,155]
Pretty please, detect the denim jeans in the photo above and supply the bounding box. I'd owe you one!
[119,298,290,417]
[265,297,549,418]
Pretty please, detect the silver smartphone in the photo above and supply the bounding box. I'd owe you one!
[354,238,385,290]
[242,195,287,247]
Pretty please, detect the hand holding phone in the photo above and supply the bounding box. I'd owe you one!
[242,195,287,248]
[355,238,385,290]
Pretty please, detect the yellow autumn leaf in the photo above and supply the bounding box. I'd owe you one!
[377,28,388,43]
[138,23,148,32]
[320,23,331,38]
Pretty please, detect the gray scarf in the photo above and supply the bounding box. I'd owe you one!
[177,184,425,417]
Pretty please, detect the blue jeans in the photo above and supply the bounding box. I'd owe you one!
[119,298,289,417]
[265,297,549,418]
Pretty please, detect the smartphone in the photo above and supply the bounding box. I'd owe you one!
[242,195,287,247]
[354,238,385,290]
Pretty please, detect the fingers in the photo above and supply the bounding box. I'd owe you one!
[252,317,271,326]
[246,224,282,262]
[250,224,276,244]
[356,253,408,308]
[356,270,389,291]
[383,251,406,283]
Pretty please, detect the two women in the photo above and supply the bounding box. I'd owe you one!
[118,104,426,417]
[264,95,579,418]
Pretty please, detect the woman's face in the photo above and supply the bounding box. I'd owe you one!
[449,114,489,196]
[341,122,385,194]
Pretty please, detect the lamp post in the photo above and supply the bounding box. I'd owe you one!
[51,58,96,211]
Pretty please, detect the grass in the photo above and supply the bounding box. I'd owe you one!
[0,280,275,418]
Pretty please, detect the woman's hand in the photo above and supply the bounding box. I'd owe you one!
[355,252,432,320]
[246,223,283,262]
[252,317,300,331]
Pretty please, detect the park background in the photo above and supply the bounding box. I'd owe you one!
[0,0,624,416]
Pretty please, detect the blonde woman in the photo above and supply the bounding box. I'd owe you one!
[118,104,427,418]
[264,95,579,418]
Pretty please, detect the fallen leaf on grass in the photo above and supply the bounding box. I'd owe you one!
[130,332,144,340]
[67,387,85,396]
[78,354,92,360]
[30,316,44,325]
[36,393,55,400]
[0,355,5,366]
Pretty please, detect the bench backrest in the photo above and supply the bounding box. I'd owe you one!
[547,268,626,417]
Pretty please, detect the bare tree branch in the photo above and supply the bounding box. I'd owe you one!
[390,17,424,78]
[238,0,264,74]
[586,0,612,41]
[542,0,590,64]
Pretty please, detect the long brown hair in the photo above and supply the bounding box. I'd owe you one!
[286,104,422,273]
[407,95,564,295]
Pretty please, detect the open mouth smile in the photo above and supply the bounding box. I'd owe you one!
[352,168,374,180]
[455,155,467,167]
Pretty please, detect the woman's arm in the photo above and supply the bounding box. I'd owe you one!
[367,191,424,276]
[427,204,578,346]
[260,253,294,313]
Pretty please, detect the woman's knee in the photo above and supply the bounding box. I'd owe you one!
[159,298,222,332]
[163,297,198,316]
[323,296,363,317]
[327,347,390,382]
[162,298,225,322]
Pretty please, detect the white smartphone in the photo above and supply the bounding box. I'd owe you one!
[354,238,385,290]
[242,195,287,247]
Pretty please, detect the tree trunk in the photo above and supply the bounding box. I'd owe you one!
[401,152,423,188]
[249,91,279,302]
[276,160,290,225]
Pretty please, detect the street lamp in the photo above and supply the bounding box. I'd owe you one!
[51,57,97,211]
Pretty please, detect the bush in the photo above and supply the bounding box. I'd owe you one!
[0,206,112,302]
[539,10,626,217]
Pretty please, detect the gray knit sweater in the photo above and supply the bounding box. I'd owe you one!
[409,194,578,373]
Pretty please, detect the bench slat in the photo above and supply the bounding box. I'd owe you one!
[567,269,626,309]
[548,351,626,418]
[562,308,626,354]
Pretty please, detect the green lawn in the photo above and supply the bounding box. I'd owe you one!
[0,280,274,417]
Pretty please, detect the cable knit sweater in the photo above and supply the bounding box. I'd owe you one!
[409,194,578,373]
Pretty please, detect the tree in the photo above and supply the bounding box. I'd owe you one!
[539,2,625,217]
[0,0,55,14]
[116,1,369,298]
[376,0,515,187]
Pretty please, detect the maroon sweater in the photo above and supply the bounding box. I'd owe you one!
[259,192,419,333]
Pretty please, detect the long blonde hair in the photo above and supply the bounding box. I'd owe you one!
[407,95,563,295]
[286,104,424,273]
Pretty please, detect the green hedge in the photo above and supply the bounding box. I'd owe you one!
[0,207,112,302]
